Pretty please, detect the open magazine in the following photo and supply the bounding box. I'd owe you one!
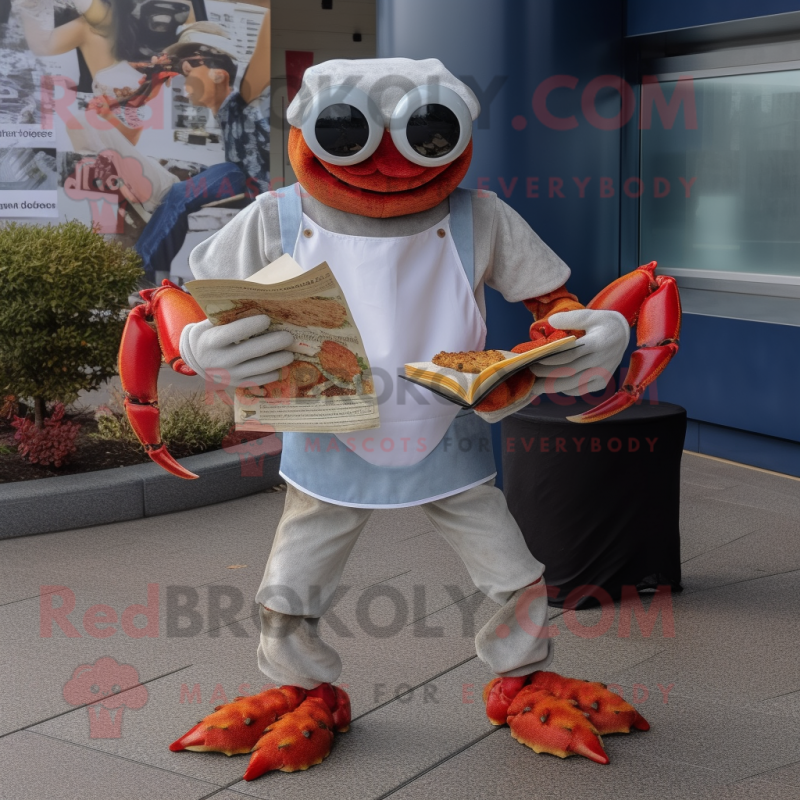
[184,255,380,433]
[403,337,580,409]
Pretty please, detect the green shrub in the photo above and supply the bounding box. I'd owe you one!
[95,389,233,455]
[0,221,142,427]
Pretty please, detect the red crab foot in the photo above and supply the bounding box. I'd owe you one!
[484,670,649,764]
[169,683,351,781]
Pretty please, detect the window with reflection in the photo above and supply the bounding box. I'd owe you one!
[640,70,800,278]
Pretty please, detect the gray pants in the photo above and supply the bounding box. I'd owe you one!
[256,481,554,689]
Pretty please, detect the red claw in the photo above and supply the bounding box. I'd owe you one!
[118,280,206,479]
[568,344,677,423]
[568,262,681,424]
[637,275,681,347]
[588,260,658,324]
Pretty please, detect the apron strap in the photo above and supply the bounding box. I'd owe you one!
[277,182,303,257]
[449,188,475,289]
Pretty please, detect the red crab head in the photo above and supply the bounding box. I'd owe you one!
[285,58,481,218]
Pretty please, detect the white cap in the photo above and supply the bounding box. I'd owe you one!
[164,23,238,61]
[286,57,481,128]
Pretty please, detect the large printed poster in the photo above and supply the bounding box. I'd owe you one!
[0,0,270,283]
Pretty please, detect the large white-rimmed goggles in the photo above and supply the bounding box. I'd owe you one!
[300,84,473,167]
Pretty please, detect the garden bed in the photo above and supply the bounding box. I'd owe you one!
[0,390,248,483]
[0,415,149,482]
[0,412,226,483]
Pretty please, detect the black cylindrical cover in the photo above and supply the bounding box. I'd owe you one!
[502,401,686,608]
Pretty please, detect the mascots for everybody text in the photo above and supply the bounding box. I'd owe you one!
[119,59,681,778]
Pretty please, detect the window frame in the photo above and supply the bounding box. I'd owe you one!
[633,38,800,326]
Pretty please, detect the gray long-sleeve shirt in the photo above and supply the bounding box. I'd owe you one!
[188,189,571,319]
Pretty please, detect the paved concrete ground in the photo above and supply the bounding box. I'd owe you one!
[1,452,799,800]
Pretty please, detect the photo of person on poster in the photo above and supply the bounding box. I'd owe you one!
[11,0,192,217]
[2,0,270,280]
[134,15,271,283]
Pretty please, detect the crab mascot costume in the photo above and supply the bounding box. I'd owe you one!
[120,59,681,778]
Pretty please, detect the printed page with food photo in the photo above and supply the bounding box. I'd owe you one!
[184,254,380,433]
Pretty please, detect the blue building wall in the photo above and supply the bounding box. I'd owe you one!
[627,0,800,476]
[378,0,626,310]
[378,0,627,481]
[378,0,800,477]
[627,0,800,36]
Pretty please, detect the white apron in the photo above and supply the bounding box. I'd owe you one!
[278,185,497,508]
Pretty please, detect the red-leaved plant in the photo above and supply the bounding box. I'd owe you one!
[11,403,81,467]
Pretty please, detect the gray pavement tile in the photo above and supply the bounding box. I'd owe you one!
[763,690,800,720]
[0,492,287,606]
[479,591,670,694]
[364,506,436,540]
[0,526,147,607]
[679,497,766,561]
[0,730,220,800]
[681,461,744,490]
[320,582,665,719]
[28,586,488,758]
[5,449,799,799]
[326,571,479,642]
[0,593,198,736]
[679,561,766,595]
[681,480,722,499]
[338,522,443,591]
[387,726,726,800]
[681,517,800,594]
[607,571,800,706]
[541,622,666,690]
[698,777,800,800]
[598,690,800,783]
[710,483,800,522]
[5,540,493,741]
[326,592,496,718]
[748,759,800,788]
[683,454,800,498]
[200,794,252,800]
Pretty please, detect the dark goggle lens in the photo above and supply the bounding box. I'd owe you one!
[407,104,460,158]
[315,104,370,157]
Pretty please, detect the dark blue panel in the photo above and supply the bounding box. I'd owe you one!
[685,418,700,451]
[378,0,626,483]
[378,0,626,305]
[684,420,800,478]
[627,0,800,36]
[645,314,800,443]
